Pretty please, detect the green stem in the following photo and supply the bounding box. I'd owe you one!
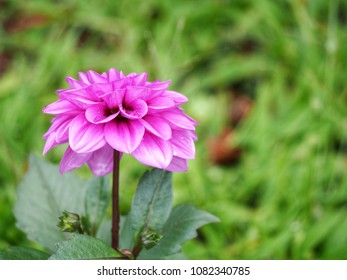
[112,150,120,249]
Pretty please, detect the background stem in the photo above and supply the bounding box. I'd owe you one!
[112,150,120,249]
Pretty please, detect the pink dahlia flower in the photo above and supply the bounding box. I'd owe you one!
[42,69,198,176]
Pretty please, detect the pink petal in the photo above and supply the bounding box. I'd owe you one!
[87,83,113,98]
[147,97,175,112]
[86,70,108,83]
[125,86,149,103]
[160,108,197,130]
[101,89,125,109]
[87,145,114,176]
[60,146,92,173]
[85,103,119,124]
[163,90,188,105]
[131,72,148,86]
[78,72,91,85]
[105,119,144,153]
[120,99,148,120]
[107,68,121,82]
[66,77,86,89]
[42,99,80,115]
[43,133,58,155]
[69,114,106,153]
[132,132,173,169]
[165,156,188,172]
[170,130,195,159]
[140,115,172,140]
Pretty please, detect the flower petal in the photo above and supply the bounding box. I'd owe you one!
[86,70,108,83]
[60,146,92,173]
[43,99,81,115]
[147,97,175,112]
[105,119,144,153]
[87,145,114,176]
[131,72,148,86]
[85,103,119,124]
[69,114,106,153]
[163,90,188,106]
[107,68,121,82]
[132,132,173,169]
[120,99,148,120]
[102,89,125,109]
[140,115,172,140]
[66,77,86,89]
[170,130,195,159]
[125,86,149,103]
[165,156,188,172]
[160,108,197,130]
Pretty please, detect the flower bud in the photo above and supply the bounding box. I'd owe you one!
[57,210,83,233]
[141,227,162,249]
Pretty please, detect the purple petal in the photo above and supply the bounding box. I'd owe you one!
[60,146,92,173]
[147,97,175,112]
[165,156,188,172]
[87,83,113,98]
[107,68,121,82]
[86,70,108,83]
[120,99,148,120]
[87,145,114,176]
[69,113,106,153]
[105,119,144,153]
[43,99,81,115]
[132,132,173,169]
[163,90,188,105]
[140,115,172,140]
[102,89,125,109]
[43,133,58,155]
[78,72,92,85]
[85,103,119,124]
[125,86,149,103]
[66,77,86,89]
[131,72,148,86]
[170,130,195,159]
[160,108,197,130]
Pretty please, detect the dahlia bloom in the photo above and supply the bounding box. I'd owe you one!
[42,69,197,176]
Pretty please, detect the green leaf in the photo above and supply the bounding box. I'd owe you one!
[138,205,219,260]
[14,154,87,252]
[85,175,110,236]
[96,218,112,245]
[0,247,50,260]
[130,169,172,238]
[119,214,135,250]
[50,235,122,260]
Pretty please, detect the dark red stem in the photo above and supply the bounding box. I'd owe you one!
[112,150,120,249]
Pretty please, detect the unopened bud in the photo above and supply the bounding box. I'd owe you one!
[141,227,162,249]
[57,210,83,234]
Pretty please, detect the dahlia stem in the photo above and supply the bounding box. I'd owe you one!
[112,150,120,249]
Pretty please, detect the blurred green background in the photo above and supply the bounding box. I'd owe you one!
[1,0,347,259]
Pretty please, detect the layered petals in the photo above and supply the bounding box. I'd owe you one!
[69,114,106,153]
[105,119,144,153]
[132,132,173,169]
[43,68,197,175]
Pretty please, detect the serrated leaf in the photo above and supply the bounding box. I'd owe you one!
[0,247,50,260]
[138,205,219,260]
[50,235,122,260]
[130,169,172,238]
[14,154,87,251]
[85,175,110,236]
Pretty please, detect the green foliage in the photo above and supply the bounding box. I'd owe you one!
[1,0,347,259]
[139,205,220,260]
[0,247,49,260]
[13,155,87,252]
[130,169,172,238]
[85,176,110,236]
[50,235,122,260]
